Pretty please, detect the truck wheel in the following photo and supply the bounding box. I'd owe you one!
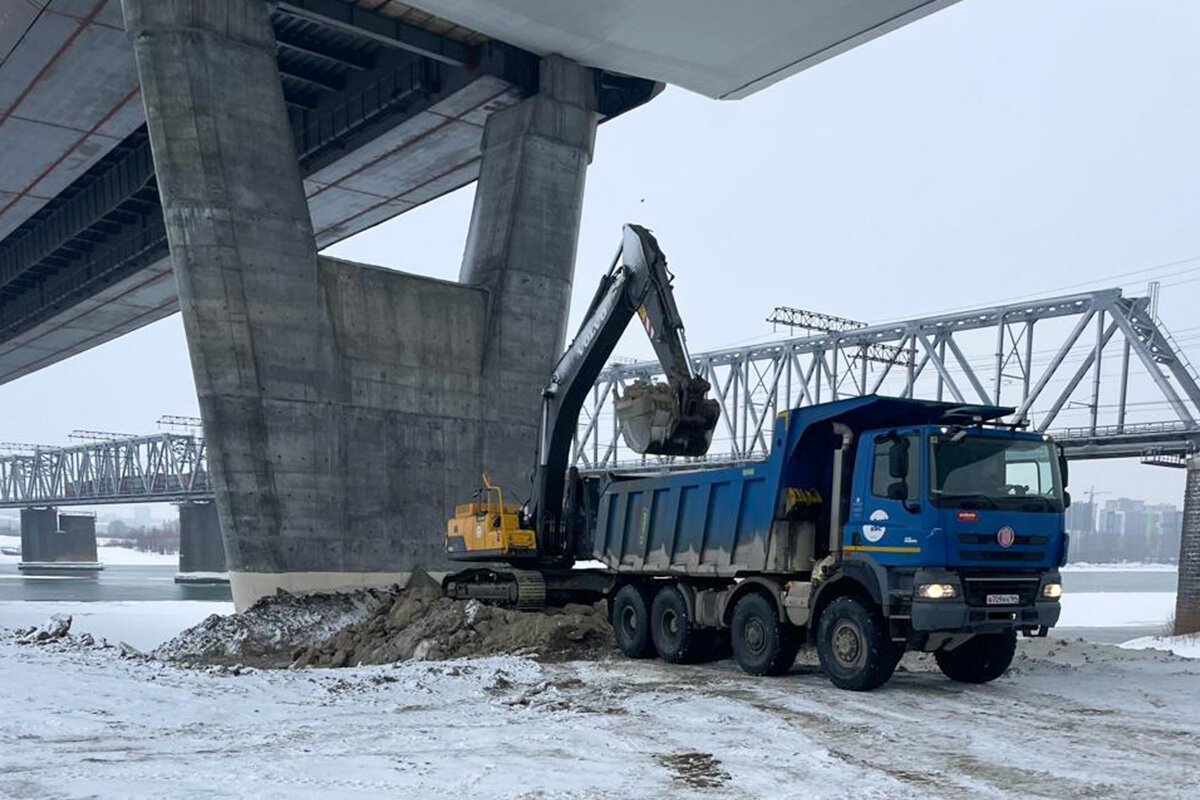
[651,585,701,663]
[816,596,897,691]
[934,630,1017,684]
[611,584,656,659]
[730,592,798,676]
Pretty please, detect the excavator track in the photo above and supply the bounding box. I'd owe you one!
[442,567,547,609]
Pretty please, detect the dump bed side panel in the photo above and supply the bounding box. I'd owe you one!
[592,463,779,575]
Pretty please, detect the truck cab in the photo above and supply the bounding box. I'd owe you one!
[844,422,1065,647]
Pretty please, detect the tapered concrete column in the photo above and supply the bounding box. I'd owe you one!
[461,55,598,491]
[1175,457,1200,634]
[124,0,348,606]
[176,501,228,583]
[19,508,101,573]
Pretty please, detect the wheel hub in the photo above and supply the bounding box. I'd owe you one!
[832,621,863,666]
[744,619,766,654]
[622,606,638,633]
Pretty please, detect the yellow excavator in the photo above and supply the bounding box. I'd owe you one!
[442,224,720,605]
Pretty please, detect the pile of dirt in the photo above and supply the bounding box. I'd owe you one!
[290,585,615,668]
[154,575,615,669]
[154,586,393,667]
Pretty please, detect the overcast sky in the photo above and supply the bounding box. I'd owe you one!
[1,0,1198,507]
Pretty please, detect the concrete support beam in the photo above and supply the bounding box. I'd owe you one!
[1176,457,1200,634]
[19,508,101,573]
[176,501,228,583]
[461,55,598,491]
[125,0,599,609]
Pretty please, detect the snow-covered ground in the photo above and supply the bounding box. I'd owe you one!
[1,637,1197,799]
[1122,633,1200,659]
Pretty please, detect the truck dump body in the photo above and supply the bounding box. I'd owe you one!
[587,396,1016,577]
[592,460,787,574]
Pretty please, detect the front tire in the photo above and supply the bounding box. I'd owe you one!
[611,583,656,659]
[730,592,798,676]
[650,584,701,663]
[934,630,1017,684]
[816,596,897,691]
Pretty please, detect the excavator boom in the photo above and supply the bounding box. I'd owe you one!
[447,224,719,565]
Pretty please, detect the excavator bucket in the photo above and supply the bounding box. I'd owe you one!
[615,381,720,457]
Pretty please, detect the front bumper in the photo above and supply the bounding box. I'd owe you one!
[909,570,1061,632]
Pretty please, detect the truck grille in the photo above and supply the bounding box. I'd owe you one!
[957,533,1048,546]
[962,577,1039,607]
[959,550,1045,562]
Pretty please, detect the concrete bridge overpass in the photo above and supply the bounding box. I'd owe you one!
[0,0,971,609]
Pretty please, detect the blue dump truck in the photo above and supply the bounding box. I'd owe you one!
[445,226,1068,690]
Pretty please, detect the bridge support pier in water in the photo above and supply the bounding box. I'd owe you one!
[176,501,228,585]
[124,0,597,609]
[18,508,101,574]
[1176,457,1200,634]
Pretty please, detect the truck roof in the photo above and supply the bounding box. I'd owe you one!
[781,395,1013,443]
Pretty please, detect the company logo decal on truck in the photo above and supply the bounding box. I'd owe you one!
[863,509,888,543]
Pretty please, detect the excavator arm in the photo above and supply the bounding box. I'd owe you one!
[526,224,720,559]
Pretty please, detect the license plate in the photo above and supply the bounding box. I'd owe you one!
[987,593,1020,606]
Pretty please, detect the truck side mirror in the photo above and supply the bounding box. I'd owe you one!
[1063,490,1072,508]
[1058,452,1069,487]
[888,437,909,479]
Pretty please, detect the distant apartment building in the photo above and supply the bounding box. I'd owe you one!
[1067,497,1180,563]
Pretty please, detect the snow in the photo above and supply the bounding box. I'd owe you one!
[0,636,1197,799]
[1058,591,1175,628]
[0,601,233,650]
[1121,633,1200,659]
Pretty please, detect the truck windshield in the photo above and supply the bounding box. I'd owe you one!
[929,434,1063,511]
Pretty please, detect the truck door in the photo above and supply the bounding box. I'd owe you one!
[846,431,925,560]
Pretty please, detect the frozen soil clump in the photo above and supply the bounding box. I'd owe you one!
[291,584,615,669]
[154,575,615,669]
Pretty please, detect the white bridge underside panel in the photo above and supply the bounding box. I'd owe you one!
[407,0,962,99]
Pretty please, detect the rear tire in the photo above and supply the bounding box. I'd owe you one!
[611,584,656,659]
[816,596,897,691]
[934,630,1017,684]
[651,584,701,663]
[730,592,798,676]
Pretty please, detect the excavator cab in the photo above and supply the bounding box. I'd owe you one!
[615,377,719,456]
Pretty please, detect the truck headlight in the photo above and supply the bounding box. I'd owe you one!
[1042,582,1063,600]
[916,583,957,600]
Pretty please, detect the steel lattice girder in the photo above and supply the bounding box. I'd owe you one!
[0,433,210,507]
[579,287,1200,467]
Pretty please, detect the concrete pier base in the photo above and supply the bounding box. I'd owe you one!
[1175,457,1200,634]
[18,508,102,574]
[125,0,597,609]
[175,501,228,585]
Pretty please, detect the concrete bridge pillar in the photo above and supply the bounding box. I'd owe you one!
[123,0,598,609]
[176,501,228,584]
[1175,456,1200,634]
[460,55,597,491]
[18,508,101,573]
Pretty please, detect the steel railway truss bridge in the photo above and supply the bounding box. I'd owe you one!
[0,427,209,508]
[575,286,1200,470]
